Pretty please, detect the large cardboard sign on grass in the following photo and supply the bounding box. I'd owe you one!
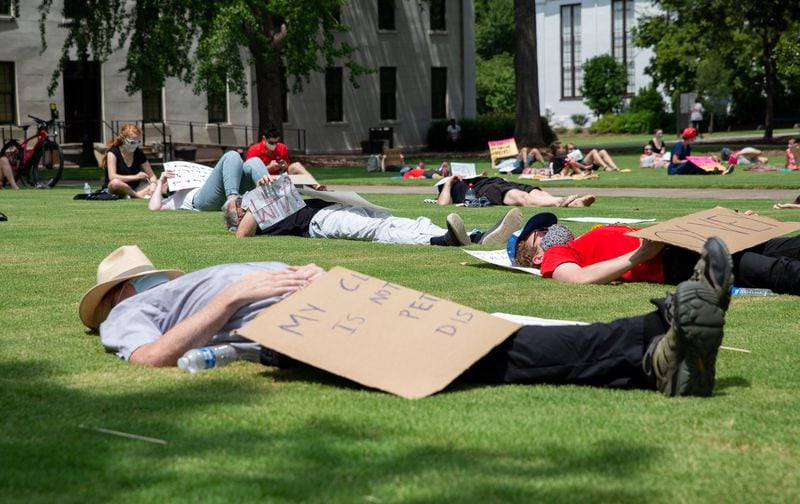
[237,267,522,399]
[488,138,518,163]
[242,173,306,230]
[629,207,800,253]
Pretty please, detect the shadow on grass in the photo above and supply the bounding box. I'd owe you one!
[0,359,665,502]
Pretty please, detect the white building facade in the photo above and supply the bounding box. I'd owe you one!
[0,0,476,154]
[535,0,658,128]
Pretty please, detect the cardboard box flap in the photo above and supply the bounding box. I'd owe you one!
[629,207,800,253]
[237,267,522,399]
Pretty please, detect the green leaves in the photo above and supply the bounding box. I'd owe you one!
[580,55,628,116]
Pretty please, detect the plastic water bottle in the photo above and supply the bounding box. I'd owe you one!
[178,344,240,373]
[464,183,477,207]
[83,182,92,195]
[731,287,775,296]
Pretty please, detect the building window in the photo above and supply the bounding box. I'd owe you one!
[207,87,227,124]
[141,74,163,123]
[379,67,396,121]
[612,0,635,95]
[560,4,582,99]
[429,0,446,31]
[0,1,12,16]
[431,67,447,119]
[377,0,395,31]
[325,67,344,122]
[0,62,15,124]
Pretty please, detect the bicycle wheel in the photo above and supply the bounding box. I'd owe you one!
[31,141,64,189]
[0,139,24,187]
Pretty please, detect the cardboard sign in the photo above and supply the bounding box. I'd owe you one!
[450,162,477,178]
[686,156,726,173]
[289,174,319,187]
[488,138,519,163]
[163,161,214,191]
[629,207,800,253]
[297,188,389,212]
[237,267,522,399]
[462,249,542,276]
[241,173,306,230]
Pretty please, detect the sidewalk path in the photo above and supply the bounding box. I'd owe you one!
[327,185,799,201]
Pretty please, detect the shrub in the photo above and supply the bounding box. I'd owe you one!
[581,55,628,116]
[427,114,557,151]
[629,85,666,114]
[570,113,589,127]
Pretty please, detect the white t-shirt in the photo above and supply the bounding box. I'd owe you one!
[162,188,200,211]
[446,124,461,141]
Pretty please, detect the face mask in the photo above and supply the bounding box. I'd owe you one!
[123,138,141,152]
[129,273,170,294]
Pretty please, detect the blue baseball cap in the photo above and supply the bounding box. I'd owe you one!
[506,212,558,263]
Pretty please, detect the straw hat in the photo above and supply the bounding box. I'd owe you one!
[79,245,183,329]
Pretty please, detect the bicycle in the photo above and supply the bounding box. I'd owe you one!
[0,114,65,189]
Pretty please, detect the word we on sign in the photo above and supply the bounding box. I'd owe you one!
[237,267,521,399]
[241,173,306,230]
[487,138,519,163]
[629,207,800,253]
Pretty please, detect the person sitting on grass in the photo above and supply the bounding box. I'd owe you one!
[509,212,800,295]
[640,144,668,169]
[436,174,595,208]
[244,127,325,190]
[232,175,523,246]
[549,143,588,177]
[80,242,733,398]
[0,153,20,189]
[785,138,798,170]
[101,123,158,199]
[669,128,733,176]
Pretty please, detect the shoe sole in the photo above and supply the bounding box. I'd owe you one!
[696,237,734,310]
[446,213,471,246]
[669,280,726,397]
[479,208,523,245]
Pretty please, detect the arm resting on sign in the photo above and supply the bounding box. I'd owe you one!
[129,266,323,367]
[551,239,665,284]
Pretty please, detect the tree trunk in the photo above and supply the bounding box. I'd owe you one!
[247,9,286,138]
[762,42,776,140]
[513,0,544,146]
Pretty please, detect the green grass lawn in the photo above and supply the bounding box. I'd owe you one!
[1,186,799,502]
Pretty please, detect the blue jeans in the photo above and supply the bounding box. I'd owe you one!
[192,152,268,210]
[668,161,708,175]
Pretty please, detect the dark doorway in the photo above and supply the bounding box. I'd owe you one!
[63,60,101,143]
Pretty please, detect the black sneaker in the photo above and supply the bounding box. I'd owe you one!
[444,213,471,246]
[478,208,523,245]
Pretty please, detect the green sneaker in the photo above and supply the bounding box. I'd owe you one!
[690,236,734,310]
[649,278,727,397]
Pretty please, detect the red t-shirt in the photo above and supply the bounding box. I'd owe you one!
[540,225,665,283]
[245,141,290,174]
[403,168,426,179]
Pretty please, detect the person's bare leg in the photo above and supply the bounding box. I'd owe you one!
[582,149,605,170]
[519,147,530,168]
[107,179,141,198]
[287,162,326,190]
[599,149,620,170]
[0,158,20,189]
[503,188,581,208]
[530,148,546,165]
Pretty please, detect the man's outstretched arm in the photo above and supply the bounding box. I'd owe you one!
[436,175,461,205]
[551,240,664,284]
[128,266,323,367]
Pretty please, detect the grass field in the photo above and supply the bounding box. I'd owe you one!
[2,174,800,502]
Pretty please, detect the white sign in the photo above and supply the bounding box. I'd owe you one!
[450,162,477,178]
[242,173,306,230]
[492,312,587,327]
[561,217,657,224]
[163,161,214,191]
[298,188,389,212]
[462,249,542,276]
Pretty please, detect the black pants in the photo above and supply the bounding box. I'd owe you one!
[660,236,800,294]
[463,311,667,390]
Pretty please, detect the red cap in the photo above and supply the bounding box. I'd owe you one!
[682,128,698,140]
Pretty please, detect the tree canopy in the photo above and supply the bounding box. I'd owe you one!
[635,0,800,138]
[36,0,367,135]
[580,55,628,117]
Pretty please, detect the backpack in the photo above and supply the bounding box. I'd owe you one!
[366,154,381,172]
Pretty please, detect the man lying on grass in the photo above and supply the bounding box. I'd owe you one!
[436,175,596,208]
[509,212,800,294]
[79,240,733,397]
[232,175,524,246]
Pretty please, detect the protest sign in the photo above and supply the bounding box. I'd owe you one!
[685,156,726,173]
[566,149,583,162]
[462,249,542,276]
[237,267,522,399]
[561,217,656,224]
[297,188,389,212]
[241,173,306,230]
[450,162,477,178]
[629,207,800,253]
[162,161,213,191]
[488,138,519,164]
[289,174,319,187]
